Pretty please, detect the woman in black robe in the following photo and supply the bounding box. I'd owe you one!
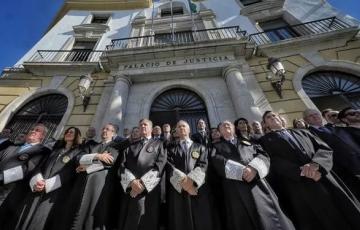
[260,111,360,230]
[166,120,217,230]
[212,120,295,230]
[5,127,83,230]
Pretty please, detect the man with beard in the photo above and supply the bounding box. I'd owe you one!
[118,118,167,230]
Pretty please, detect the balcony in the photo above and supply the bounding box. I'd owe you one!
[107,26,247,50]
[23,50,103,75]
[249,17,359,55]
[103,26,251,65]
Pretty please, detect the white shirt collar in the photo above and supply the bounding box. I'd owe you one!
[180,138,193,145]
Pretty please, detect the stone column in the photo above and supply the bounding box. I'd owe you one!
[223,66,263,121]
[95,75,131,137]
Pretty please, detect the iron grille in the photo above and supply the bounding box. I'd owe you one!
[150,88,209,133]
[5,94,68,141]
[302,71,360,109]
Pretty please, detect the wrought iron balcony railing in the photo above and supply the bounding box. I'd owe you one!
[249,17,353,45]
[27,50,103,63]
[107,26,247,50]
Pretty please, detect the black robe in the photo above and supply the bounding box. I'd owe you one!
[308,126,360,199]
[167,141,216,230]
[191,132,210,147]
[260,129,360,230]
[4,146,82,230]
[0,144,50,210]
[118,138,167,230]
[344,126,360,146]
[212,138,295,230]
[0,139,13,152]
[81,139,99,154]
[66,142,120,230]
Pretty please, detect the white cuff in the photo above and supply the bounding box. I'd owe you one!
[141,170,160,192]
[248,157,269,179]
[121,168,136,192]
[170,168,186,193]
[225,160,246,181]
[187,167,206,188]
[3,166,24,184]
[86,163,104,174]
[79,153,97,165]
[29,173,44,191]
[45,175,62,193]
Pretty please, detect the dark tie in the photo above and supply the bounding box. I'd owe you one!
[182,141,189,153]
[280,130,304,151]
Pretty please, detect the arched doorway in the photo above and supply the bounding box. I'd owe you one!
[150,88,209,133]
[302,71,360,110]
[5,94,68,141]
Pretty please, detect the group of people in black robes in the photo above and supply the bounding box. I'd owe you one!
[0,106,359,230]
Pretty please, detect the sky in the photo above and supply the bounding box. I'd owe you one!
[0,0,359,72]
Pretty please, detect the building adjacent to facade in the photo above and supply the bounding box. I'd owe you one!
[0,0,359,140]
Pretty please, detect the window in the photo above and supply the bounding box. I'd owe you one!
[259,18,298,42]
[302,71,360,110]
[240,0,261,6]
[91,15,109,24]
[161,7,184,17]
[66,41,97,62]
[150,88,209,133]
[5,94,68,141]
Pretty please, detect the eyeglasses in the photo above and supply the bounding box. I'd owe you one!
[345,111,360,117]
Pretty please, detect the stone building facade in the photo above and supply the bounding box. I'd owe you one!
[0,0,359,140]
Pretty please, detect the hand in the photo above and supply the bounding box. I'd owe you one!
[242,166,257,182]
[130,179,144,198]
[96,152,114,165]
[300,163,319,179]
[312,171,322,182]
[33,180,45,192]
[76,165,87,173]
[181,177,198,196]
[186,185,198,196]
[180,176,194,191]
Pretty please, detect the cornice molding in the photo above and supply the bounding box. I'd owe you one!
[48,0,151,31]
[73,23,110,38]
[240,0,285,21]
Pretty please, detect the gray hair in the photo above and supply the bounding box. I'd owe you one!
[303,108,320,119]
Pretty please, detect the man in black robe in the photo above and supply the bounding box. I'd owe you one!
[167,120,217,230]
[260,111,360,230]
[66,123,121,230]
[191,119,210,147]
[304,108,360,199]
[0,124,51,222]
[118,118,167,230]
[81,126,99,152]
[338,107,360,145]
[212,120,295,230]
